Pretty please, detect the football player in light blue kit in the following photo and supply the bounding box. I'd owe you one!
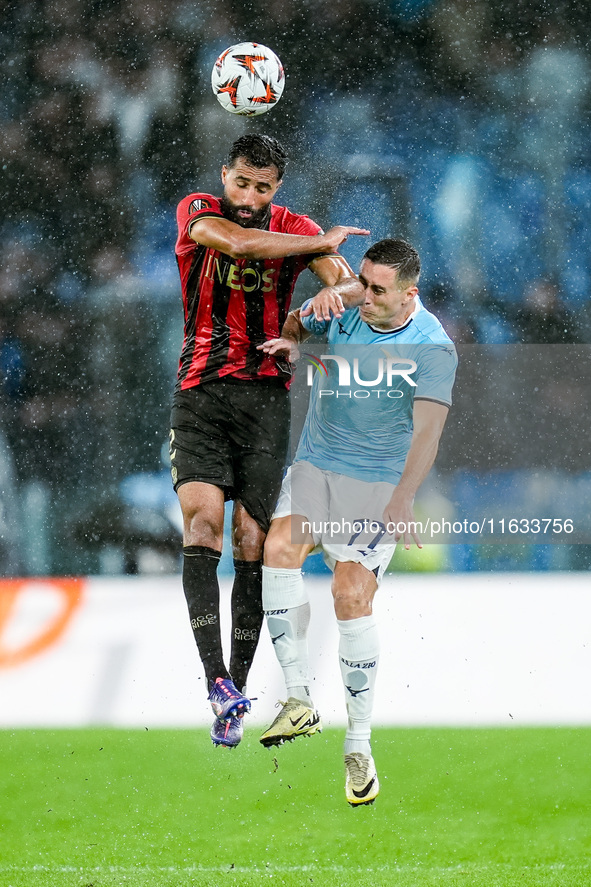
[257,239,457,805]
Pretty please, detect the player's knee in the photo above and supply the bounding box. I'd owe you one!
[183,508,224,549]
[263,523,297,568]
[332,588,372,621]
[232,507,265,560]
[233,527,264,561]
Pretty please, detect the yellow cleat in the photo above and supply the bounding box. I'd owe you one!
[345,752,380,806]
[259,697,322,747]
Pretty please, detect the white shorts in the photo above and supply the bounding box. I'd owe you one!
[273,461,398,582]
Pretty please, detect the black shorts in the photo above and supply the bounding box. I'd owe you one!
[169,378,290,532]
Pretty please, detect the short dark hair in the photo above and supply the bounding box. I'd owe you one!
[363,238,420,287]
[227,134,287,179]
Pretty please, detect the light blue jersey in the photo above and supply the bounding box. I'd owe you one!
[294,298,457,483]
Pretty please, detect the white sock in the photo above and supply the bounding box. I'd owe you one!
[337,615,380,756]
[262,566,313,707]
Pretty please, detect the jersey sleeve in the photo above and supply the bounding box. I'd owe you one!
[271,205,335,266]
[176,193,222,254]
[413,345,458,407]
[274,206,323,237]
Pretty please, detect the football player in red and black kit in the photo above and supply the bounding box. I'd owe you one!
[170,134,368,747]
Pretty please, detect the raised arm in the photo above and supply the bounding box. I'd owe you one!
[303,254,366,322]
[382,399,450,549]
[256,234,369,359]
[258,253,362,359]
[256,307,308,360]
[190,217,370,261]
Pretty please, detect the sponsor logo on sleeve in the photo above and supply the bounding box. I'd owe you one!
[189,198,213,214]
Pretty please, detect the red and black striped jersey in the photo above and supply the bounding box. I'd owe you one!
[175,192,324,390]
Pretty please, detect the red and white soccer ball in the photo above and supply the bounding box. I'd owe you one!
[211,42,285,116]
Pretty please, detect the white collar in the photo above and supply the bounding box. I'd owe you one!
[367,300,421,334]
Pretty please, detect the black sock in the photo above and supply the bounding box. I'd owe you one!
[182,545,229,687]
[229,559,263,691]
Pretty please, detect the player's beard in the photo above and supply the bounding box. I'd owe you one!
[220,195,271,229]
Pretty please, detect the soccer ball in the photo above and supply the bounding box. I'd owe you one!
[211,42,285,116]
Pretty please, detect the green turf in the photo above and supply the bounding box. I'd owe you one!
[1,727,590,886]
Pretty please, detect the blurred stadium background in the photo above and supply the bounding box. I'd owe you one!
[1,0,591,732]
[0,0,591,576]
[1,0,591,579]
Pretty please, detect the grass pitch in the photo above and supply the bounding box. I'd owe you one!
[1,726,590,886]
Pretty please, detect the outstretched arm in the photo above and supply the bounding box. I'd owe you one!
[190,217,370,261]
[304,254,366,322]
[257,253,366,359]
[257,235,369,358]
[256,308,308,361]
[383,399,450,550]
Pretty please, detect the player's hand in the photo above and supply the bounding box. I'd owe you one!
[300,287,345,322]
[321,225,370,252]
[257,337,300,362]
[383,491,423,551]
